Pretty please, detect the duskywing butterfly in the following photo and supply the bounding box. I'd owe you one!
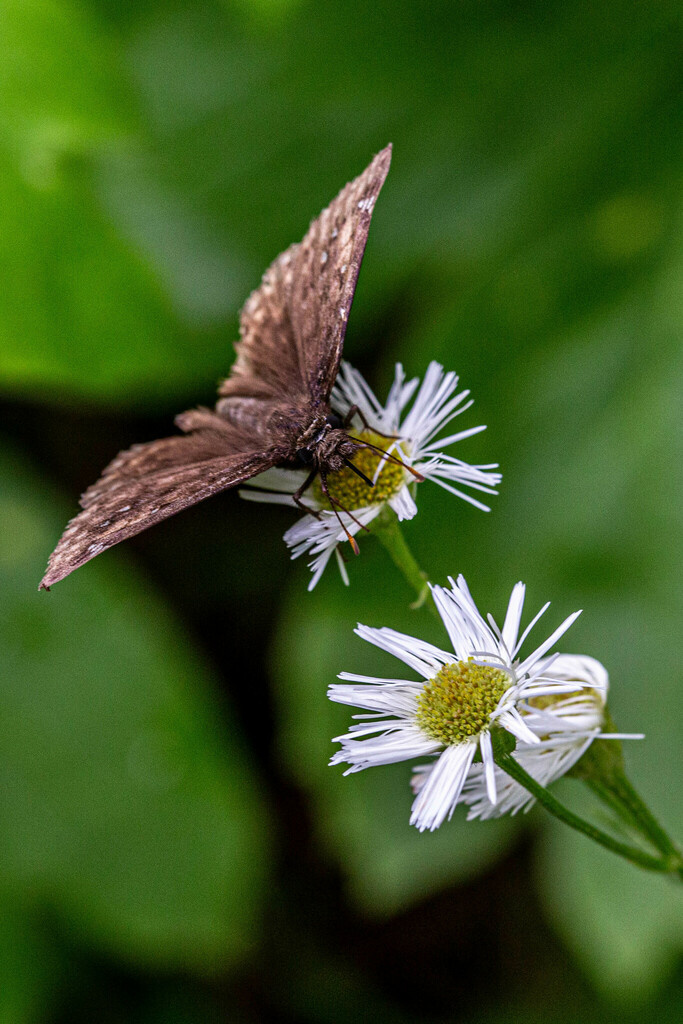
[40,145,407,589]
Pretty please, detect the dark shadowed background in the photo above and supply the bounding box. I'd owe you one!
[2,1,682,1021]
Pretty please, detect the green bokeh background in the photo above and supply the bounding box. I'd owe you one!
[2,0,682,1020]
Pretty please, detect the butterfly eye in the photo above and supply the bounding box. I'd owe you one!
[325,413,344,430]
[296,448,315,466]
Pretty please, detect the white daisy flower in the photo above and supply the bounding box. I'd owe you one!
[241,361,501,589]
[328,575,586,832]
[432,653,641,820]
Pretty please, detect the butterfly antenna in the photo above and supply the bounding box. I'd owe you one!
[343,459,376,488]
[356,440,425,482]
[342,404,399,441]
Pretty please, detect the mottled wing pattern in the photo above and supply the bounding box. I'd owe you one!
[41,146,394,588]
[40,410,284,589]
[289,144,392,402]
[219,239,307,405]
[220,144,392,411]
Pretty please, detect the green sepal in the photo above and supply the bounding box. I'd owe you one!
[490,727,517,759]
[567,707,625,783]
[473,727,517,764]
[568,709,682,868]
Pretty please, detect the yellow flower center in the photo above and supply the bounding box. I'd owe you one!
[416,661,511,744]
[313,430,409,510]
[526,688,604,742]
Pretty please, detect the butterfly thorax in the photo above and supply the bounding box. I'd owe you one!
[313,427,361,472]
[295,416,360,472]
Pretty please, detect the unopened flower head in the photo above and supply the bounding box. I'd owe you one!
[417,653,617,821]
[241,362,501,588]
[329,575,586,832]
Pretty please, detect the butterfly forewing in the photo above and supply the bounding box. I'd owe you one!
[220,240,308,405]
[289,145,392,402]
[220,145,392,411]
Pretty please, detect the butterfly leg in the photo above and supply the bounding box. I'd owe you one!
[292,468,323,519]
[318,472,376,557]
[355,438,425,482]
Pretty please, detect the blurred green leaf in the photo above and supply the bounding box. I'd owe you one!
[0,148,202,407]
[1,0,131,154]
[0,0,244,406]
[541,803,681,1003]
[0,904,62,1024]
[464,965,683,1024]
[0,443,270,970]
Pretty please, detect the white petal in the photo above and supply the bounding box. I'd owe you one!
[516,610,582,677]
[422,423,487,448]
[334,546,350,586]
[354,623,454,678]
[409,742,477,831]
[328,680,421,716]
[418,472,494,511]
[243,465,307,490]
[389,485,418,521]
[501,582,525,657]
[496,709,541,745]
[512,600,551,659]
[479,731,497,804]
[336,671,419,685]
[431,578,502,664]
[541,653,609,698]
[332,723,440,772]
[308,548,336,591]
[239,489,299,506]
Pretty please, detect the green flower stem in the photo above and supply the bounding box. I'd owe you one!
[495,751,682,876]
[371,513,437,616]
[583,777,649,837]
[586,771,682,863]
[568,728,683,864]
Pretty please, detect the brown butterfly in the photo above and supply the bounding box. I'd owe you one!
[40,144,416,589]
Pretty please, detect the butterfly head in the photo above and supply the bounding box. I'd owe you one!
[296,414,359,472]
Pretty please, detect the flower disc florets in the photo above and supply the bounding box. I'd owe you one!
[313,431,408,510]
[416,662,510,744]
